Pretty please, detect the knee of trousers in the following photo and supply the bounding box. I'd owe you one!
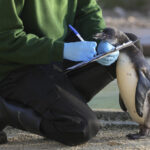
[78,116,100,143]
[59,116,100,146]
[41,115,100,146]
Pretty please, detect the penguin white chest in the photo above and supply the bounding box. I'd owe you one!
[116,53,144,124]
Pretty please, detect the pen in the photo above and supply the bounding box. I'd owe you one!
[69,24,84,41]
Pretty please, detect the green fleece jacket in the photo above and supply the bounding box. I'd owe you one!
[0,0,105,81]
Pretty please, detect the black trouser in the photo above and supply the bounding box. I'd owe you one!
[0,61,116,146]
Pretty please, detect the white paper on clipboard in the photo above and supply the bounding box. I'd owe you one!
[66,40,138,73]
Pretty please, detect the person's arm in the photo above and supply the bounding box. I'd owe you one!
[74,0,106,41]
[0,0,63,64]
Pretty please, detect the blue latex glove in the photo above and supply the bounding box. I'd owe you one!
[64,41,97,62]
[97,41,119,66]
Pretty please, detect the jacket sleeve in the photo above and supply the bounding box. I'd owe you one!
[0,0,64,64]
[74,0,106,41]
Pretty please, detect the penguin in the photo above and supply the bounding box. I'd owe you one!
[93,27,150,139]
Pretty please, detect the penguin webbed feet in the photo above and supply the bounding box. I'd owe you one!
[126,133,142,140]
[126,132,150,140]
[127,126,150,140]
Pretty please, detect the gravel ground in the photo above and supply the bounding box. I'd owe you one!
[0,126,150,150]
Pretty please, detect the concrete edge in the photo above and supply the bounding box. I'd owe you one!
[94,109,130,121]
[94,109,139,127]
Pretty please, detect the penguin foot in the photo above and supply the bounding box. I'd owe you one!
[127,130,150,140]
[0,131,7,144]
[126,133,145,140]
[127,126,150,140]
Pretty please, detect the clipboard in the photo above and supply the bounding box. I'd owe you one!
[66,40,138,73]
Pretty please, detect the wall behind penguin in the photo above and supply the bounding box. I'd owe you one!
[97,0,150,14]
[88,80,120,109]
[89,0,150,110]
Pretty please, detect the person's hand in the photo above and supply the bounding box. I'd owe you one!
[97,41,119,66]
[63,41,97,62]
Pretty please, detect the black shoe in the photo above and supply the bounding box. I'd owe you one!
[0,96,42,144]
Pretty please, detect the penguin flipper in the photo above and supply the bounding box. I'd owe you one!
[119,94,127,112]
[136,68,150,117]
